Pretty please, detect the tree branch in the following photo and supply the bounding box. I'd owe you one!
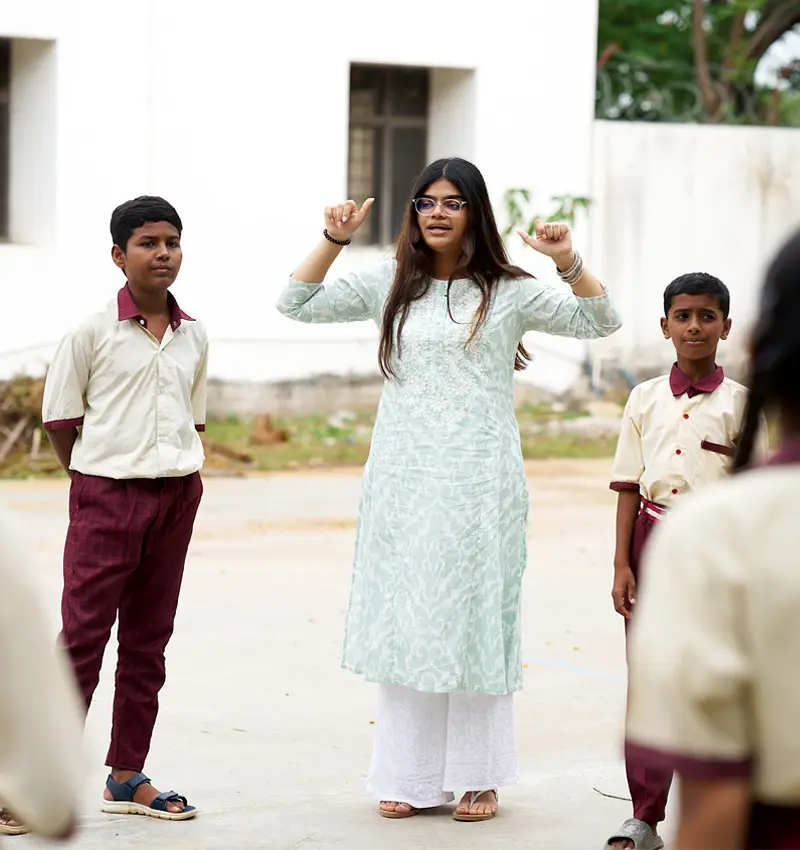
[746,1,800,63]
[723,10,748,71]
[692,0,723,120]
[597,43,620,70]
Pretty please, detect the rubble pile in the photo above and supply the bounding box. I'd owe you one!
[0,376,56,474]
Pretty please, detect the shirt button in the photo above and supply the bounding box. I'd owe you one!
[683,413,689,419]
[139,318,146,326]
[672,488,678,495]
[676,449,682,455]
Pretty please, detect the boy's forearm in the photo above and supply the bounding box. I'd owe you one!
[614,489,641,569]
[676,777,750,850]
[46,428,78,477]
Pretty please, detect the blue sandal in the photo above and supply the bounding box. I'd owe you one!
[101,773,197,821]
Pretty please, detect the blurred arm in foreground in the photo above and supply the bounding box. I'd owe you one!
[0,513,84,839]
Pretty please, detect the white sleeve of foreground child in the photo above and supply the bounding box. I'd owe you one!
[0,513,86,838]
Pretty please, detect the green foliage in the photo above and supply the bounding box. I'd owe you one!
[502,190,593,237]
[597,0,800,124]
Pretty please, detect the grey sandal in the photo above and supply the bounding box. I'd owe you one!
[453,789,498,822]
[605,818,664,849]
[102,772,197,821]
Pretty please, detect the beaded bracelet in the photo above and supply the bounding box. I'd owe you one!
[323,229,351,246]
[557,251,584,287]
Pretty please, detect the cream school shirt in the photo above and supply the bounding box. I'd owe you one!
[625,457,800,803]
[42,286,208,480]
[610,364,766,507]
[0,514,84,836]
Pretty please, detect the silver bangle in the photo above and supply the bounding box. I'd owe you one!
[557,251,584,286]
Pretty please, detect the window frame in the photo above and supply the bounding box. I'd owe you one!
[348,64,429,247]
[0,38,10,240]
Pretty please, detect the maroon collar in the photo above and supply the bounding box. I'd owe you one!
[117,285,194,331]
[669,363,724,398]
[767,440,800,467]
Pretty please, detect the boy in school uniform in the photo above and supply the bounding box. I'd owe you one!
[39,196,207,823]
[625,227,800,850]
[603,272,767,850]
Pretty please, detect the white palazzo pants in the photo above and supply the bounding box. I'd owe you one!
[366,684,518,808]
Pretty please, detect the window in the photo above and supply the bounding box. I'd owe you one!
[0,39,10,239]
[348,65,429,246]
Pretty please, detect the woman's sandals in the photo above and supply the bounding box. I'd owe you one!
[378,802,418,819]
[378,790,498,822]
[453,790,499,822]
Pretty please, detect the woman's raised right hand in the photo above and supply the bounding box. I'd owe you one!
[325,198,374,241]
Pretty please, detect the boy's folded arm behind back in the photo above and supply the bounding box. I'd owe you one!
[42,325,93,475]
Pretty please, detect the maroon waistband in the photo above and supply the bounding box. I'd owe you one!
[640,498,668,520]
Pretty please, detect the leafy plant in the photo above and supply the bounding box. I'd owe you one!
[502,190,593,237]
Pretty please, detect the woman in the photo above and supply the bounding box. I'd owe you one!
[277,158,622,821]
[625,228,800,849]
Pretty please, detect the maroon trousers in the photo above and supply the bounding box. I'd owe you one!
[60,471,202,771]
[624,506,674,826]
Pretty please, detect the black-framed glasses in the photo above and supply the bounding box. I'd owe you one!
[412,197,468,216]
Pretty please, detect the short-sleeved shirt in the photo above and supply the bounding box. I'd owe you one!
[609,364,763,507]
[625,443,800,813]
[42,285,208,480]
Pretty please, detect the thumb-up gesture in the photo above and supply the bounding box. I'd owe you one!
[517,219,573,260]
[325,198,375,242]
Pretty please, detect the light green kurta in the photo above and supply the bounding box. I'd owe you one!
[277,259,622,694]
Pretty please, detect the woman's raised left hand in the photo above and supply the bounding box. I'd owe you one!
[517,219,573,262]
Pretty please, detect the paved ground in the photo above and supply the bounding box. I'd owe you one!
[0,460,676,849]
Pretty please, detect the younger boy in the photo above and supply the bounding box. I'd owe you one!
[40,196,207,823]
[603,272,766,850]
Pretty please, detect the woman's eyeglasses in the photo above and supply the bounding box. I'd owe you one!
[412,197,467,216]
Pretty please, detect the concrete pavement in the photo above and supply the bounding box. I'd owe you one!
[0,460,675,849]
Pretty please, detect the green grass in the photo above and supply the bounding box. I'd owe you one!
[205,412,375,471]
[204,404,615,473]
[521,433,618,460]
[0,405,617,479]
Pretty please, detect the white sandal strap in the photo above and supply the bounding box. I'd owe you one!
[469,789,498,806]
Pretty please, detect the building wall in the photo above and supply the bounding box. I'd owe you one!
[589,120,800,375]
[0,0,601,397]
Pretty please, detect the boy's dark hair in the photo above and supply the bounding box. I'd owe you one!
[110,196,183,251]
[733,228,800,473]
[663,272,730,319]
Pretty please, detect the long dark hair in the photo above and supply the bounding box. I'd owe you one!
[732,228,800,472]
[378,157,532,379]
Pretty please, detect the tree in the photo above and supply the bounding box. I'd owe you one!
[596,0,800,124]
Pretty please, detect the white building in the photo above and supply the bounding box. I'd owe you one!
[2,0,798,404]
[0,0,602,398]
